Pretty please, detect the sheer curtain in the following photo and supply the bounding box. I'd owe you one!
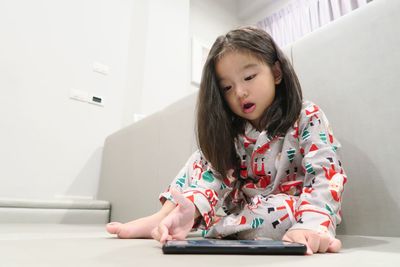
[257,0,369,47]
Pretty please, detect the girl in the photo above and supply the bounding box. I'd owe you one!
[106,27,346,255]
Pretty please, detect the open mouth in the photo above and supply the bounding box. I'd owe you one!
[242,103,256,113]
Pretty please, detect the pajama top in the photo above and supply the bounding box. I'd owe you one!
[160,101,347,238]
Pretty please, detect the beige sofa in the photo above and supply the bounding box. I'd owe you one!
[100,0,400,238]
[98,0,400,263]
[2,0,399,266]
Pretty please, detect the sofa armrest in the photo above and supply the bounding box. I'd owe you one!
[98,93,197,222]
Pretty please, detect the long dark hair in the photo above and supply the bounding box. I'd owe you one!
[196,26,303,178]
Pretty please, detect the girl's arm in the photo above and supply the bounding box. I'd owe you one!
[285,102,347,254]
[157,199,177,216]
[152,189,200,243]
[159,150,232,234]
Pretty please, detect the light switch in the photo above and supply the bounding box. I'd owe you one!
[93,62,110,75]
[70,88,89,102]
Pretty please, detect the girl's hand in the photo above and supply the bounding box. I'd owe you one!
[282,229,342,255]
[151,189,196,244]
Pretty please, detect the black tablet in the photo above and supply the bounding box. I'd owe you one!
[162,239,307,255]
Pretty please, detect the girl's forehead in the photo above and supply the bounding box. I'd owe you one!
[216,50,266,71]
[215,51,268,81]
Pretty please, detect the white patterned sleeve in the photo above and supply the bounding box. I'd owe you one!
[159,150,234,229]
[289,102,347,237]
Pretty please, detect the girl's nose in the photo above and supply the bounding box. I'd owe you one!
[236,86,249,98]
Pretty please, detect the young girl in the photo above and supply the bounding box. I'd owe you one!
[106,27,346,255]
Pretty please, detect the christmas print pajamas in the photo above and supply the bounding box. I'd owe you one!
[160,101,347,240]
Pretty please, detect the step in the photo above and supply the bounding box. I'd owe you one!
[0,198,110,224]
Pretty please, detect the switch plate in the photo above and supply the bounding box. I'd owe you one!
[70,89,104,107]
[93,62,109,75]
[70,88,89,102]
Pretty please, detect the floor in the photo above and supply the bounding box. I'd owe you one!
[1,224,399,267]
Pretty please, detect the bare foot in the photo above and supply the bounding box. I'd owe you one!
[106,213,164,239]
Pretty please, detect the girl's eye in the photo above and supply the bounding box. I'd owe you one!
[222,86,232,92]
[244,74,256,81]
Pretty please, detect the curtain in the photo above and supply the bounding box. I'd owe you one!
[257,0,369,48]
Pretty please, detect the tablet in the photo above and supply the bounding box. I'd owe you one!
[162,239,307,255]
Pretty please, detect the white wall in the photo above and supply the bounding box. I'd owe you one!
[123,0,191,124]
[140,0,191,116]
[0,0,240,201]
[0,0,133,199]
[126,0,242,120]
[189,0,241,92]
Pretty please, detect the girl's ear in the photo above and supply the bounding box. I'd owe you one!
[273,61,283,85]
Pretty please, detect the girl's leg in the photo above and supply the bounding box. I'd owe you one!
[107,150,205,239]
[205,194,297,240]
[106,200,176,239]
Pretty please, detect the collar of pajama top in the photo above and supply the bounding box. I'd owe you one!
[235,121,303,198]
[236,122,274,179]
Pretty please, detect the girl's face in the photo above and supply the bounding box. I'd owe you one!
[216,51,282,129]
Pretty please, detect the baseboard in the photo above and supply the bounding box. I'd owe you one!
[0,198,110,224]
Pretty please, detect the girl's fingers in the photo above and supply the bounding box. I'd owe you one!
[151,223,171,244]
[305,232,320,254]
[317,234,331,253]
[284,230,342,255]
[159,224,170,244]
[150,227,160,241]
[284,231,312,255]
[327,238,342,253]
